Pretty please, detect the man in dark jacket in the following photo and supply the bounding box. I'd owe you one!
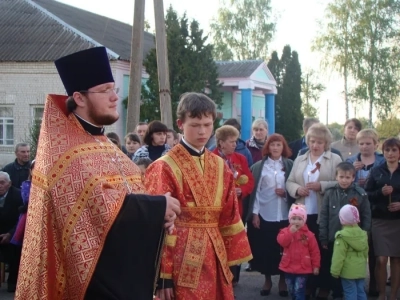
[0,171,23,292]
[2,143,31,189]
[209,118,253,167]
[289,117,319,161]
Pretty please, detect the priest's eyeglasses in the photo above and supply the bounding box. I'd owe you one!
[80,87,119,94]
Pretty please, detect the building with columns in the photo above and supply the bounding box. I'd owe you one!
[0,0,276,166]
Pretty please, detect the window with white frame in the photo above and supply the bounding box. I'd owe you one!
[0,106,14,146]
[31,106,44,124]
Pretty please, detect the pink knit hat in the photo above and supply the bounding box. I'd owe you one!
[288,204,307,222]
[339,204,360,225]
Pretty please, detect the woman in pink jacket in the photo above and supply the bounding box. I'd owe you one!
[278,204,321,300]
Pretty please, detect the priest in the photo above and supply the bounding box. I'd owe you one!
[15,47,180,300]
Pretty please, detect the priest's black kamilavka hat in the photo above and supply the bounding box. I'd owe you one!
[54,47,114,96]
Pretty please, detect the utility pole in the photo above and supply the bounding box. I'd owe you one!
[126,0,145,133]
[326,99,329,125]
[153,0,173,128]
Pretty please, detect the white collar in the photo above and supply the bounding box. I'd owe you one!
[267,156,282,164]
[182,137,204,154]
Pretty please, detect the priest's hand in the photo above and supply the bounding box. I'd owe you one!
[0,233,11,244]
[157,287,175,300]
[165,192,181,234]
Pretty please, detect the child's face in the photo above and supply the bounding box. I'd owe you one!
[126,139,141,154]
[290,216,304,228]
[336,170,355,189]
[358,137,377,156]
[177,114,214,151]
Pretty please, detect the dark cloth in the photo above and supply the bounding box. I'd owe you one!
[0,243,21,285]
[2,159,30,189]
[248,218,288,275]
[319,183,371,244]
[368,233,377,292]
[0,186,23,236]
[319,242,342,296]
[0,186,23,286]
[364,162,400,219]
[288,137,306,161]
[346,152,385,182]
[307,214,341,295]
[245,139,263,163]
[148,145,167,161]
[371,218,400,257]
[298,147,343,161]
[85,194,166,300]
[75,113,105,135]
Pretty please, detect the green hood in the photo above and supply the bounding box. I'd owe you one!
[335,226,368,252]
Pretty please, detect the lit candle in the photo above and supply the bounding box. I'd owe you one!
[307,171,311,183]
[274,171,278,188]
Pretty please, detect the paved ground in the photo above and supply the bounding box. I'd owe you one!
[0,269,396,300]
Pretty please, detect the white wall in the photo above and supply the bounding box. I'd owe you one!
[0,61,126,167]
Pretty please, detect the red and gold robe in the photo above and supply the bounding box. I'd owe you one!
[145,143,253,300]
[15,95,159,300]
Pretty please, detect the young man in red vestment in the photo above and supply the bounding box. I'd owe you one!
[145,92,253,300]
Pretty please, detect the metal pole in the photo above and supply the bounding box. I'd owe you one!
[126,0,145,133]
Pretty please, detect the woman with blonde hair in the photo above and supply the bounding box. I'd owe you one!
[286,122,342,299]
[246,119,269,163]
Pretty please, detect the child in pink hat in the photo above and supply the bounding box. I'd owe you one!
[277,204,321,300]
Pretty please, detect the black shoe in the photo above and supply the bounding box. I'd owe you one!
[279,290,288,297]
[260,289,271,296]
[7,283,16,293]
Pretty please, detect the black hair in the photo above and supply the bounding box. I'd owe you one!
[136,157,153,169]
[143,121,168,145]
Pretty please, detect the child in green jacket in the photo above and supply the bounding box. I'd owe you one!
[331,204,368,300]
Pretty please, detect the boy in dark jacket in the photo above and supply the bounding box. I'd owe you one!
[319,162,371,298]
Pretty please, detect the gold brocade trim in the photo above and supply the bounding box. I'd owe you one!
[165,235,177,247]
[168,145,218,207]
[175,221,218,228]
[45,142,142,190]
[177,207,222,225]
[160,272,172,279]
[158,155,183,191]
[177,228,208,288]
[227,254,253,267]
[219,221,245,237]
[214,158,225,207]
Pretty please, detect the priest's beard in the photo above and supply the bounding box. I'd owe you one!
[87,102,119,126]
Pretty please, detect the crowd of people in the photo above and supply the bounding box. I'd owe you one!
[0,46,399,300]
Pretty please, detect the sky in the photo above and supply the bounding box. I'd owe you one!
[57,0,359,124]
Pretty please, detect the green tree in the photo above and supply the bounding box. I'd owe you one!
[268,45,303,142]
[138,7,223,126]
[349,0,400,126]
[313,0,355,120]
[375,117,400,139]
[25,119,41,160]
[301,70,325,118]
[314,0,400,127]
[210,0,276,61]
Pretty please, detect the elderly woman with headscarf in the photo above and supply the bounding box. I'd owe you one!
[286,123,342,299]
[212,125,254,285]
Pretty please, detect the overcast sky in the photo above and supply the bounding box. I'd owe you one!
[57,0,362,124]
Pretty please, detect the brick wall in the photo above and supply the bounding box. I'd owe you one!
[0,61,123,167]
